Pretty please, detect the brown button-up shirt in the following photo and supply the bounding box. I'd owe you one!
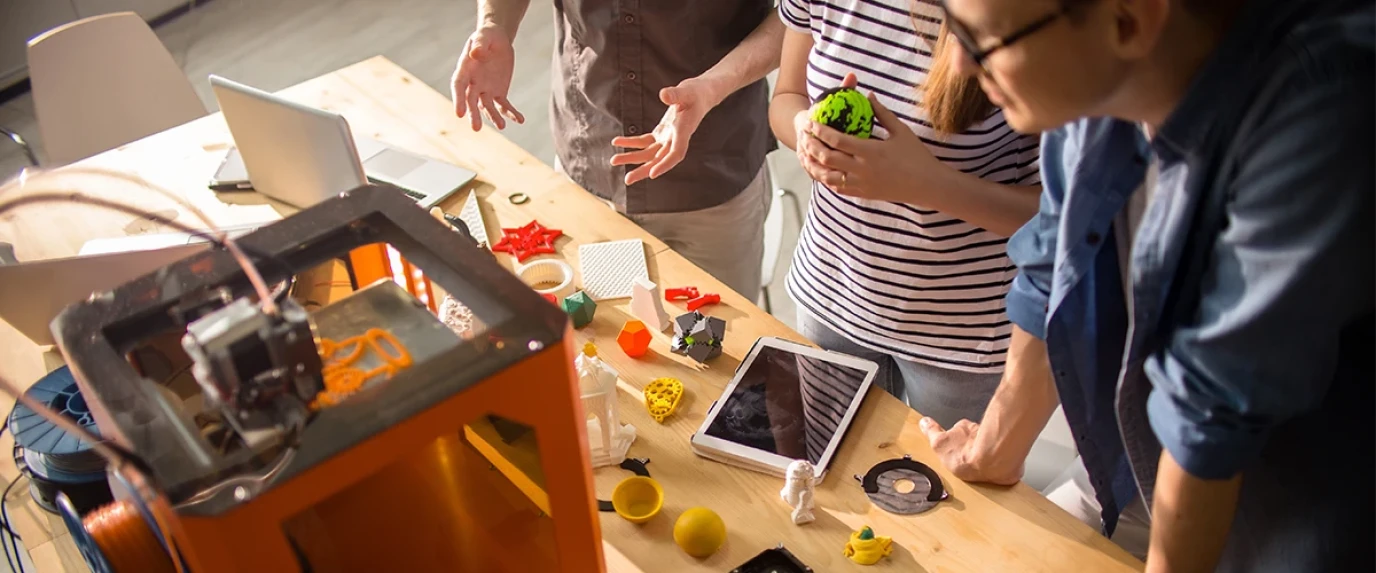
[550,0,777,214]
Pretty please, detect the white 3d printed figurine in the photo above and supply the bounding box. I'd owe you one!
[780,459,816,525]
[576,343,636,467]
[630,277,672,332]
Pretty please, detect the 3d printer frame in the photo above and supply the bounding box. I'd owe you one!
[51,185,605,572]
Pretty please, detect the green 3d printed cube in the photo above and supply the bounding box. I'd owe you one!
[562,291,597,328]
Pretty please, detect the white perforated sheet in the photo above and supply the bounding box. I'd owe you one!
[578,239,649,301]
[458,191,490,247]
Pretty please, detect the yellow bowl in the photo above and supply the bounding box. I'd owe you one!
[611,476,663,524]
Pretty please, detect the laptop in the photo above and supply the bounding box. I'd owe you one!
[0,223,265,346]
[78,224,261,255]
[0,244,209,346]
[208,75,476,209]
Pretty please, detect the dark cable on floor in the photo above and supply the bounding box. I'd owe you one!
[3,476,25,573]
[0,404,18,573]
[1,487,13,573]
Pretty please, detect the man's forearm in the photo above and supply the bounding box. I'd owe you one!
[476,0,530,37]
[1147,451,1242,573]
[970,325,1060,480]
[696,14,785,107]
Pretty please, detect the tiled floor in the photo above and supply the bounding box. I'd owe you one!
[0,0,813,329]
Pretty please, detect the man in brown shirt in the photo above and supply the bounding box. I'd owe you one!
[451,0,782,299]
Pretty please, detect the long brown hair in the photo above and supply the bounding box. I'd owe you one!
[921,19,994,135]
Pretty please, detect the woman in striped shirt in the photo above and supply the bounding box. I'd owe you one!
[769,0,1042,428]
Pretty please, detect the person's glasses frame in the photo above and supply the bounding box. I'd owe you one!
[939,1,1074,72]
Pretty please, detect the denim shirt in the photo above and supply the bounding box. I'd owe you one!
[1006,0,1374,569]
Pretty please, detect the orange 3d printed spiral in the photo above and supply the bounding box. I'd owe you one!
[312,328,413,409]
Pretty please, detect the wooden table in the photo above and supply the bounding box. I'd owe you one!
[0,57,1141,572]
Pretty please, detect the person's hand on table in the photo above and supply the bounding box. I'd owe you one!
[796,73,948,204]
[919,417,1023,486]
[610,77,719,185]
[451,26,526,132]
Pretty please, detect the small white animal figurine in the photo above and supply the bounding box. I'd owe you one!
[780,459,816,525]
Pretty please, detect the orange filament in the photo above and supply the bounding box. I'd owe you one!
[311,328,413,409]
[83,500,176,573]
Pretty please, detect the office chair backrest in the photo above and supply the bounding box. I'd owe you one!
[27,12,206,166]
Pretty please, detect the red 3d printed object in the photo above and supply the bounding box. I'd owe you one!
[491,221,563,262]
[686,293,720,311]
[664,286,700,301]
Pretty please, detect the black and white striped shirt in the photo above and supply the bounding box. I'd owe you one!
[780,0,1041,373]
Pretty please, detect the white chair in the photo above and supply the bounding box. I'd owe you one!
[27,12,205,166]
[760,185,804,314]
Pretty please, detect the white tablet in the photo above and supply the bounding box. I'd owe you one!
[690,337,880,481]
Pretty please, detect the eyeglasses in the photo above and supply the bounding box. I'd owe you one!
[939,1,1073,71]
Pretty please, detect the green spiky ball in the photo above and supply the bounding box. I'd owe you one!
[809,87,873,139]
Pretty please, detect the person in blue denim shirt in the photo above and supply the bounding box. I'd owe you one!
[919,0,1374,571]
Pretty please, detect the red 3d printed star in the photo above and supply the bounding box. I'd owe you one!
[492,220,563,261]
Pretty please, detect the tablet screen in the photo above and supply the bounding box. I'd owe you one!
[703,345,871,465]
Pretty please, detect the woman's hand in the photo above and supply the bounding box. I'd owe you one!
[800,90,951,205]
[793,107,828,183]
[794,74,854,188]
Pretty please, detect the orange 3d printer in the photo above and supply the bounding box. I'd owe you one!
[46,185,603,572]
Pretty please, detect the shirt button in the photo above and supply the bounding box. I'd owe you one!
[624,14,635,24]
[625,71,637,81]
[1086,232,1101,245]
[628,125,640,135]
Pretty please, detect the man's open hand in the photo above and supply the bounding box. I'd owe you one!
[451,26,525,132]
[610,77,721,185]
